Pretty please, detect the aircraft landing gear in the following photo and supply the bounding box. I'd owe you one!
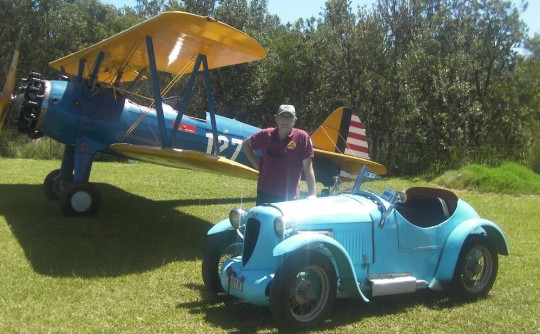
[44,169,62,200]
[60,181,101,216]
[43,169,74,201]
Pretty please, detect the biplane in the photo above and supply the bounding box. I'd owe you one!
[0,11,386,217]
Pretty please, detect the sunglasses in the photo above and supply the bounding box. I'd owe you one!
[267,137,289,158]
[267,147,287,158]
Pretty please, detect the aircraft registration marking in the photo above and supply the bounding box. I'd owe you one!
[205,133,243,161]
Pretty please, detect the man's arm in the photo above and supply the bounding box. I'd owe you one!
[302,157,317,198]
[242,137,260,170]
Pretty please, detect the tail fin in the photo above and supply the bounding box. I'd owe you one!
[311,106,370,159]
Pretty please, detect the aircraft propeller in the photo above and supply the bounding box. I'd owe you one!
[0,29,23,130]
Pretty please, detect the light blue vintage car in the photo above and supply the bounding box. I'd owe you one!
[202,167,509,331]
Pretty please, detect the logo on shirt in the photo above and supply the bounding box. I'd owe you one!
[287,141,297,150]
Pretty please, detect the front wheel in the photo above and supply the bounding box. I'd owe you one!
[202,230,242,297]
[60,181,101,216]
[270,251,337,331]
[451,235,498,299]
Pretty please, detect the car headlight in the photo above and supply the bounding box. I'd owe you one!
[274,216,288,238]
[229,208,247,230]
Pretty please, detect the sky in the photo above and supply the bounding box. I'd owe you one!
[101,0,539,37]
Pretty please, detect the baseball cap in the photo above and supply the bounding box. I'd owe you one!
[276,104,296,117]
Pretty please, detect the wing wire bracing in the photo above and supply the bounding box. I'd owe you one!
[106,41,141,90]
[119,57,196,143]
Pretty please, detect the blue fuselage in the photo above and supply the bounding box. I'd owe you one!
[36,79,260,166]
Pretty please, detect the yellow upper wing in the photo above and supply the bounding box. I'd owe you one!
[110,143,259,180]
[49,11,267,82]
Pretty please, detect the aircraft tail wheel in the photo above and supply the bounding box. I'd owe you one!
[60,181,101,216]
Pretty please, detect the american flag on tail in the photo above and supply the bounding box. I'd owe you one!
[343,112,369,159]
[310,106,387,185]
[310,106,371,160]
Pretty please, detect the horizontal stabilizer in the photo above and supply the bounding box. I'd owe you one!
[110,143,258,180]
[314,148,387,176]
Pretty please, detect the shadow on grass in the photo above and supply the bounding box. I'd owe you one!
[0,183,254,278]
[177,283,476,333]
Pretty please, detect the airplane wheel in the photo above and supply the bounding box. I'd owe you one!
[60,181,101,216]
[44,169,72,200]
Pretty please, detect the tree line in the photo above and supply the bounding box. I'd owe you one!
[1,0,539,175]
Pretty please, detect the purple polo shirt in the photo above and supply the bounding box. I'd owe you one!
[250,127,314,199]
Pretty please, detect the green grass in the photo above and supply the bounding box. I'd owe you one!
[1,158,539,333]
[433,162,540,194]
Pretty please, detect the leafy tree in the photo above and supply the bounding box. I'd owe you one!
[524,34,540,60]
[135,0,167,18]
[0,0,34,80]
[514,35,540,172]
[1,0,537,176]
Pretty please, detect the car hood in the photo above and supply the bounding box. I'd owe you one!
[262,194,381,227]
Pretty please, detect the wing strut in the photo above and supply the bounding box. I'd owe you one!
[145,36,170,148]
[88,52,105,90]
[138,34,225,153]
[169,54,219,155]
[201,55,219,155]
[171,56,202,144]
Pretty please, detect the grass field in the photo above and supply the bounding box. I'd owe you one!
[0,158,539,333]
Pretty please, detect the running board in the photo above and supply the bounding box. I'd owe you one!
[368,273,429,297]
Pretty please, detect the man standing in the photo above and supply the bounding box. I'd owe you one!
[242,104,317,205]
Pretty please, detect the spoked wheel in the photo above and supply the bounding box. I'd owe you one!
[60,181,101,216]
[270,251,336,331]
[43,169,72,200]
[451,235,498,299]
[202,230,242,297]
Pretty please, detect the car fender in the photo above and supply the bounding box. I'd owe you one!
[207,218,232,235]
[430,218,509,290]
[273,232,369,302]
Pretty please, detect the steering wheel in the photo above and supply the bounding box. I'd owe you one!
[352,189,386,214]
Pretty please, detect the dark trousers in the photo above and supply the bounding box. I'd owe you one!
[256,191,288,206]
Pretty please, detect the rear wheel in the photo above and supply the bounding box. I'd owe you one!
[270,251,336,331]
[202,230,242,297]
[44,169,64,200]
[451,235,498,299]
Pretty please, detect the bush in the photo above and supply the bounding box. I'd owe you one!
[0,130,64,159]
[527,134,540,174]
[433,162,540,194]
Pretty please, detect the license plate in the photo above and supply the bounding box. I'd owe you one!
[227,275,244,292]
